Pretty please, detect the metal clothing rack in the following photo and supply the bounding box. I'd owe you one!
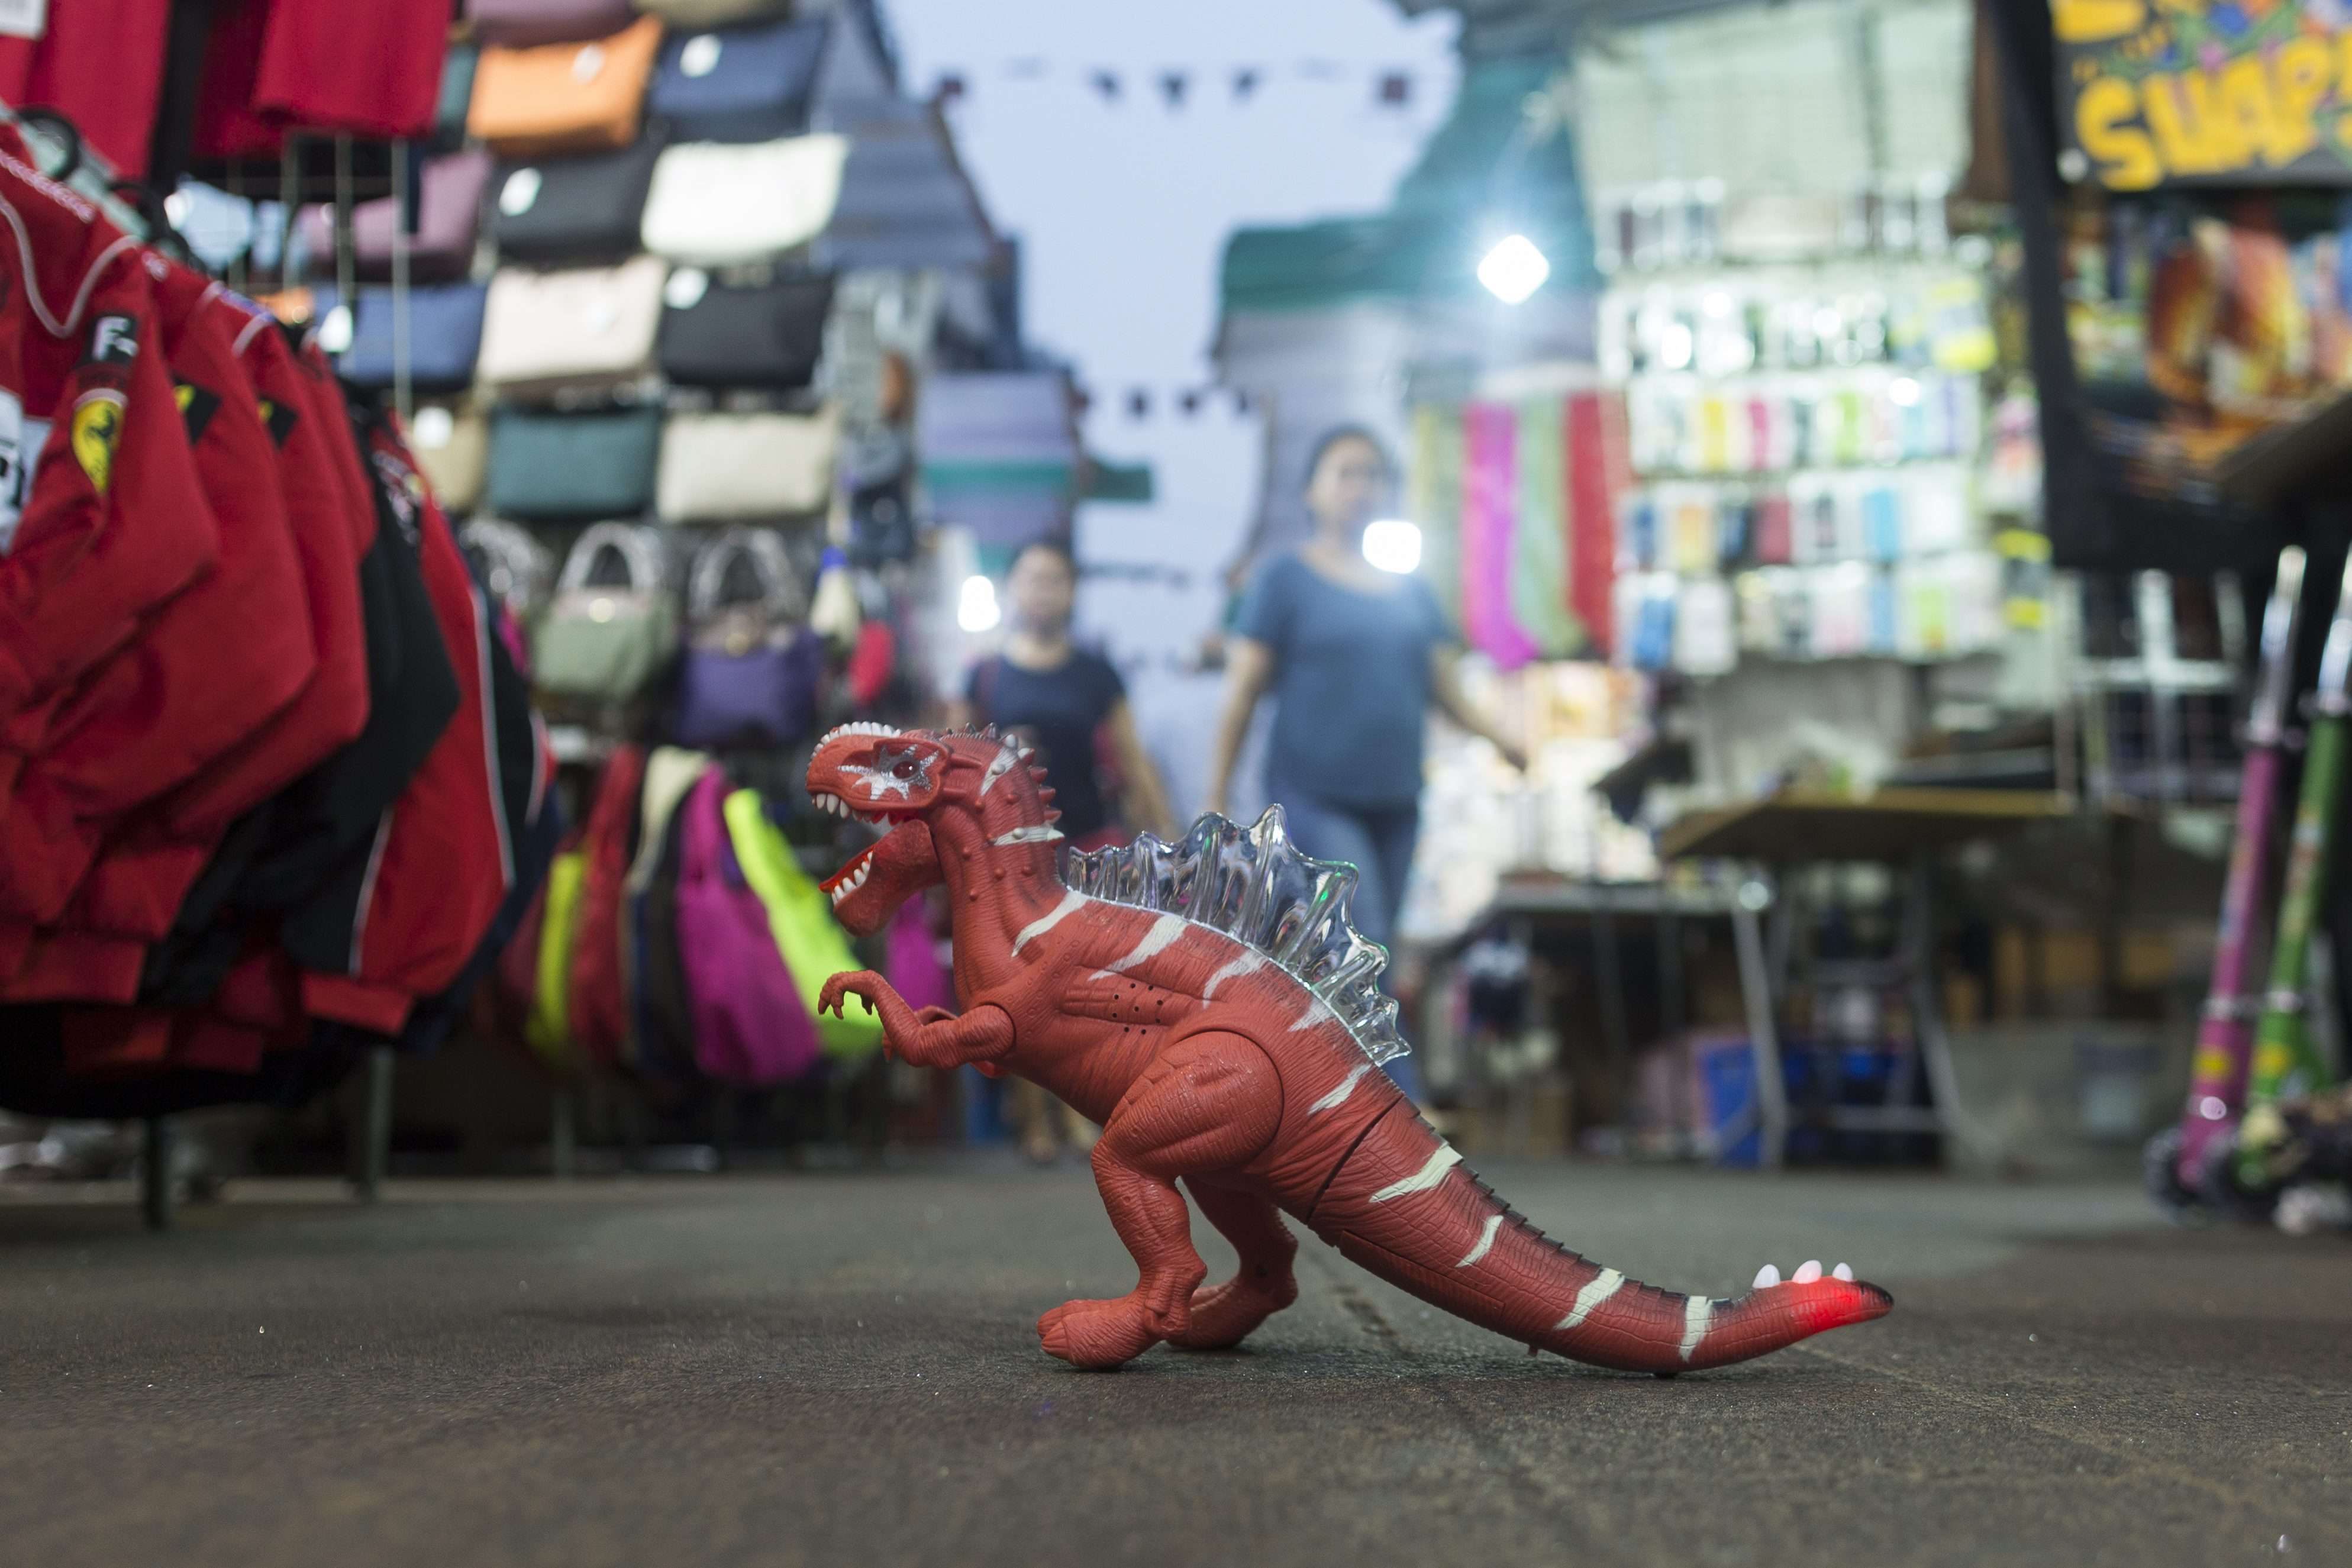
[2,99,420,1230]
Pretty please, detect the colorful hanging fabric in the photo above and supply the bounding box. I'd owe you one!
[1511,398,1585,657]
[1409,404,1463,631]
[1460,402,1539,669]
[1563,391,1626,660]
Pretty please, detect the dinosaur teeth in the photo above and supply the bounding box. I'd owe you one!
[1793,1260,1824,1284]
[1751,1263,1781,1289]
[1832,1263,1854,1282]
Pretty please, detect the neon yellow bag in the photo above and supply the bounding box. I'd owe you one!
[525,849,588,1070]
[722,788,884,1059]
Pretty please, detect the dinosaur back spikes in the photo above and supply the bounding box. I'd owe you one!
[1064,808,1409,1067]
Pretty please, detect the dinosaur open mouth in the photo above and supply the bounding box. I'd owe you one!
[822,840,879,908]
[809,789,895,828]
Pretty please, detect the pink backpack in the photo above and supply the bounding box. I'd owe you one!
[672,770,822,1085]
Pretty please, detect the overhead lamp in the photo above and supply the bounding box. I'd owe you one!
[1362,520,1423,575]
[1477,233,1550,305]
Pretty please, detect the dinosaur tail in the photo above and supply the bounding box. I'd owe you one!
[1304,1103,1892,1373]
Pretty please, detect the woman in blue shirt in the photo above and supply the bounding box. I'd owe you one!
[1207,427,1524,1098]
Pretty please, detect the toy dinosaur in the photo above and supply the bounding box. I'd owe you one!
[808,724,1892,1373]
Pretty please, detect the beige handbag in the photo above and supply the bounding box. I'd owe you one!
[631,0,789,22]
[657,407,838,522]
[641,137,848,266]
[478,255,669,399]
[409,402,490,514]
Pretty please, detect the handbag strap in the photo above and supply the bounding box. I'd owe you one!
[462,518,555,614]
[557,521,666,593]
[689,527,804,623]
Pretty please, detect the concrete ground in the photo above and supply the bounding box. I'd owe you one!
[1,1160,2344,1567]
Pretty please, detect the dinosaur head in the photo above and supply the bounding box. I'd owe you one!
[806,722,953,935]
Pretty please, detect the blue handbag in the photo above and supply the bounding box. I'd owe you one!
[339,283,488,395]
[649,16,830,143]
[673,530,824,749]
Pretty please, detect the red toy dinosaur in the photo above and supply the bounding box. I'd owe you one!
[808,724,1892,1373]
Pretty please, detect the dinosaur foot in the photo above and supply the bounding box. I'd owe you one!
[1166,1275,1298,1351]
[1037,1293,1175,1370]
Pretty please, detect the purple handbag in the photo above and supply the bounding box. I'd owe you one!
[469,0,641,47]
[673,528,824,749]
[672,770,822,1085]
[299,149,492,282]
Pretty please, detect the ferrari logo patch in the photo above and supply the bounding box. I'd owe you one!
[70,389,125,493]
[257,396,298,449]
[174,379,220,443]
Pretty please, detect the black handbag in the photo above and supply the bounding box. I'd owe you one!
[485,405,664,521]
[647,15,830,143]
[656,269,834,389]
[491,135,667,264]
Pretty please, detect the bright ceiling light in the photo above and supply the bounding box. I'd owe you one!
[1477,234,1550,305]
[957,574,1001,633]
[1362,520,1422,575]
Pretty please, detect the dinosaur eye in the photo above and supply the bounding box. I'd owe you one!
[892,759,917,779]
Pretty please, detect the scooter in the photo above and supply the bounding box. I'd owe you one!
[2147,547,2306,1211]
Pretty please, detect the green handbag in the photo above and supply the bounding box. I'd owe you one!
[525,848,588,1070]
[487,404,663,521]
[533,522,680,702]
[721,787,884,1060]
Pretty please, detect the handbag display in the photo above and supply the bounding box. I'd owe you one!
[649,15,830,143]
[486,404,663,520]
[409,402,491,514]
[656,407,838,522]
[523,840,589,1071]
[641,135,848,266]
[564,745,648,1068]
[721,787,883,1060]
[478,255,668,399]
[460,518,557,622]
[469,15,664,158]
[471,0,640,47]
[297,149,491,282]
[656,269,833,389]
[338,282,488,394]
[633,0,791,23]
[533,524,680,702]
[675,530,824,750]
[491,136,666,264]
[673,769,824,1086]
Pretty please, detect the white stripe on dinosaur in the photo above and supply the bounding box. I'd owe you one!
[1011,891,1087,956]
[991,824,1064,846]
[1289,998,1334,1031]
[1199,950,1265,999]
[1556,1269,1624,1331]
[1367,1144,1461,1204]
[1307,1063,1372,1115]
[979,742,1024,796]
[1456,1213,1505,1269]
[1679,1295,1714,1363]
[1096,914,1189,977]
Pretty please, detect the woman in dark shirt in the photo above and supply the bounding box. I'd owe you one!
[1208,427,1524,1103]
[950,537,1177,1162]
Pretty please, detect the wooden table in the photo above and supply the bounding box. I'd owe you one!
[1657,789,2070,1169]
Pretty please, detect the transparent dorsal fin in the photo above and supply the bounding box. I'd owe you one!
[1064,807,1409,1066]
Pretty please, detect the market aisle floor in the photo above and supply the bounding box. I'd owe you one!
[2,1161,2343,1566]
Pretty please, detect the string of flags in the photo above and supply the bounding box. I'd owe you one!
[1074,385,1256,421]
[932,59,1423,111]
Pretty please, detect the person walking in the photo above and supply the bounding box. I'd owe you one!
[950,536,1178,1161]
[1206,426,1525,1104]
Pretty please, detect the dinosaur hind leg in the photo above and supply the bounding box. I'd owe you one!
[1166,1179,1299,1351]
[1038,1031,1282,1370]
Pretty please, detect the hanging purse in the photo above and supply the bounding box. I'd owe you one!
[337,281,488,394]
[471,0,641,47]
[656,406,838,522]
[409,402,491,515]
[673,769,825,1085]
[491,135,666,265]
[297,149,492,282]
[656,267,833,389]
[460,518,557,624]
[533,523,680,702]
[721,787,883,1061]
[478,254,668,400]
[469,17,664,158]
[486,404,663,520]
[674,529,825,750]
[649,14,830,143]
[641,135,848,266]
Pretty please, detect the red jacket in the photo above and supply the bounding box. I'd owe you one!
[287,414,518,1034]
[0,244,317,928]
[4,279,376,1004]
